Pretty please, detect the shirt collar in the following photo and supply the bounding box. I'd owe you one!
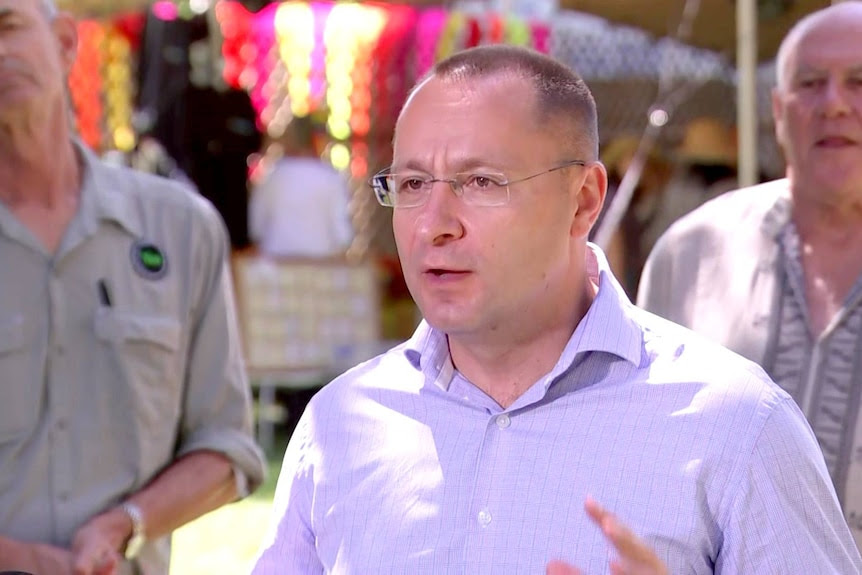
[761,179,792,240]
[0,141,144,253]
[403,243,643,391]
[77,141,144,238]
[403,320,452,389]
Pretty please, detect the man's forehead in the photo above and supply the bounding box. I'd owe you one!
[797,11,862,51]
[399,74,533,129]
[784,16,862,72]
[793,41,862,71]
[794,62,862,76]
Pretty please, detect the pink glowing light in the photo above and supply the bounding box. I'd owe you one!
[152,1,178,21]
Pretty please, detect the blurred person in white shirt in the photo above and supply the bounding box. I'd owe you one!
[249,116,353,258]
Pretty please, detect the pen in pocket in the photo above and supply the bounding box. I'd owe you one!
[98,279,113,307]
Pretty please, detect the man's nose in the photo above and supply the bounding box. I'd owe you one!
[821,77,852,118]
[414,180,466,246]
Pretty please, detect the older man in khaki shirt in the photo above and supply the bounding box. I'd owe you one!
[0,1,265,573]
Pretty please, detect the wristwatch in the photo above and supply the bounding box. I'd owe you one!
[120,501,146,560]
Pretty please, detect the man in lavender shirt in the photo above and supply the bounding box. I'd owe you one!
[252,45,861,574]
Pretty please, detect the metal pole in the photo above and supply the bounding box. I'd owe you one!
[736,0,759,187]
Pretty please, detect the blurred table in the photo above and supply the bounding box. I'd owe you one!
[232,251,389,450]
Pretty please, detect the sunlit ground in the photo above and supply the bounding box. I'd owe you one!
[170,433,287,575]
[170,499,272,574]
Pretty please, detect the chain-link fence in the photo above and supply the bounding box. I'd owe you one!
[357,8,787,259]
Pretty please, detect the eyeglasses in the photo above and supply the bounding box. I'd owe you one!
[369,159,587,208]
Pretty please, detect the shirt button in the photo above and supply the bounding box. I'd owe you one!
[496,414,511,429]
[56,418,67,431]
[477,509,492,527]
[58,491,70,502]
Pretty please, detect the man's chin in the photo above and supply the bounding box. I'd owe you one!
[422,311,478,336]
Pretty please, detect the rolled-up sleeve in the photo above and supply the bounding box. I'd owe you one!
[175,199,266,494]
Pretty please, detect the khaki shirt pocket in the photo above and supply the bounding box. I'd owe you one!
[0,315,39,442]
[94,309,181,353]
[94,309,184,429]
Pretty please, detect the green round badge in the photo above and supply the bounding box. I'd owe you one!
[131,241,168,280]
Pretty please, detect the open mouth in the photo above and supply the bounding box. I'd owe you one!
[426,268,468,277]
[816,136,859,148]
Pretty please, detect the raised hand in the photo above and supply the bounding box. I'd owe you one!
[546,498,669,575]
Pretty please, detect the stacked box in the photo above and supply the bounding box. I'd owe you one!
[234,255,380,373]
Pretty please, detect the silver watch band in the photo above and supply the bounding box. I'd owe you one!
[120,501,146,559]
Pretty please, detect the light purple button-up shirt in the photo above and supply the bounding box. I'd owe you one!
[252,246,861,574]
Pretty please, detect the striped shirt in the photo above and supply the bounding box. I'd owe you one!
[252,246,861,574]
[766,211,862,543]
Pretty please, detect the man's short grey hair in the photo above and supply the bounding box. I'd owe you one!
[418,45,600,160]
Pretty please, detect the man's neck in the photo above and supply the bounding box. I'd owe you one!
[790,179,862,239]
[792,193,862,246]
[447,279,595,409]
[789,180,862,336]
[0,122,79,209]
[0,111,83,254]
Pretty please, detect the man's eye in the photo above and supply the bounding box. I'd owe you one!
[468,175,499,189]
[798,77,824,89]
[400,179,426,192]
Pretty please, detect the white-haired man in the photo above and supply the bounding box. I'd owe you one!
[639,2,862,551]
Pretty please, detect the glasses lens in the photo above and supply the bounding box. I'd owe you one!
[370,174,394,206]
[459,173,508,206]
[388,175,430,207]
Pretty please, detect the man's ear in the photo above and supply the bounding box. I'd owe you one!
[771,87,787,152]
[51,13,79,76]
[570,162,607,240]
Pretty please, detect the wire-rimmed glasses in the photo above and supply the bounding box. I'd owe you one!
[369,159,587,208]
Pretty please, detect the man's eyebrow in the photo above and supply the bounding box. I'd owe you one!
[393,157,502,173]
[795,65,862,78]
[393,160,430,173]
[794,65,824,77]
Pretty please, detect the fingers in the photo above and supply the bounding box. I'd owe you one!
[610,559,664,575]
[73,545,119,575]
[94,553,119,575]
[585,497,646,560]
[584,496,609,526]
[29,542,76,575]
[546,559,583,575]
[585,497,668,575]
[547,499,668,575]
